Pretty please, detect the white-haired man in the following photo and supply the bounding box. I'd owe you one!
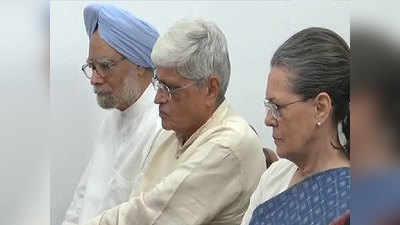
[83,18,266,225]
[62,3,162,225]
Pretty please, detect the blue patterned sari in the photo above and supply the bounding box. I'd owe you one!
[249,167,350,225]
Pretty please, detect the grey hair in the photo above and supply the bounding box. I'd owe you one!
[271,27,350,158]
[151,18,231,102]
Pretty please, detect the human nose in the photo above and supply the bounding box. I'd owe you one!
[264,109,278,127]
[154,88,169,104]
[90,70,104,85]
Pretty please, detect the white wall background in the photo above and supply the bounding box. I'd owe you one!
[0,2,49,225]
[50,1,349,224]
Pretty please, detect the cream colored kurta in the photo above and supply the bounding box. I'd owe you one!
[84,101,266,225]
[63,86,162,225]
[240,159,297,225]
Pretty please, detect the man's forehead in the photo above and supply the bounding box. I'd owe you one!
[156,67,186,83]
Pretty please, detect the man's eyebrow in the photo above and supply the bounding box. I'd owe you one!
[160,79,175,88]
[96,57,114,63]
[87,56,114,62]
[156,74,176,87]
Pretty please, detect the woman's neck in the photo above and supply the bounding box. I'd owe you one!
[292,139,349,179]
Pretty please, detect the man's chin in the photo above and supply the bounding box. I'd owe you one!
[161,119,172,130]
[97,103,114,109]
[96,95,116,109]
[276,147,290,160]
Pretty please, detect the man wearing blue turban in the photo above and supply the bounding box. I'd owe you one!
[77,17,266,225]
[62,3,162,225]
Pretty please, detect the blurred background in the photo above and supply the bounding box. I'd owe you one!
[0,1,49,225]
[352,1,400,224]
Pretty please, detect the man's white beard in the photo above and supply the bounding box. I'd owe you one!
[96,93,118,109]
[96,77,141,110]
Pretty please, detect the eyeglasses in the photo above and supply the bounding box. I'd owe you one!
[81,54,126,79]
[264,98,306,121]
[151,72,196,100]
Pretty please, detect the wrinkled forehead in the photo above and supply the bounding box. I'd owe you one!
[156,67,191,84]
[265,66,294,100]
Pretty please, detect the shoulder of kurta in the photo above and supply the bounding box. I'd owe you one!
[258,158,297,186]
[197,114,265,195]
[269,158,296,171]
[203,114,260,149]
[203,117,264,170]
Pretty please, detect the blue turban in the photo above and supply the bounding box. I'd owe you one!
[83,3,159,68]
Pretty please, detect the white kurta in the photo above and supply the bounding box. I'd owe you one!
[83,101,266,225]
[240,159,297,225]
[62,85,162,225]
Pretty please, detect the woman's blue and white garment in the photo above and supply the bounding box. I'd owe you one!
[249,167,350,225]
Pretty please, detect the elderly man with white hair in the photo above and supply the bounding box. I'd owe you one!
[62,3,162,225]
[82,18,266,225]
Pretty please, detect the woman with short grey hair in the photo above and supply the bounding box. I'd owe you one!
[241,27,350,225]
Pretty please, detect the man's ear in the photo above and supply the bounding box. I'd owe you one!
[205,75,221,107]
[208,75,220,97]
[314,92,332,126]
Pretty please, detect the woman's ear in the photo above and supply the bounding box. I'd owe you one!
[314,92,332,126]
